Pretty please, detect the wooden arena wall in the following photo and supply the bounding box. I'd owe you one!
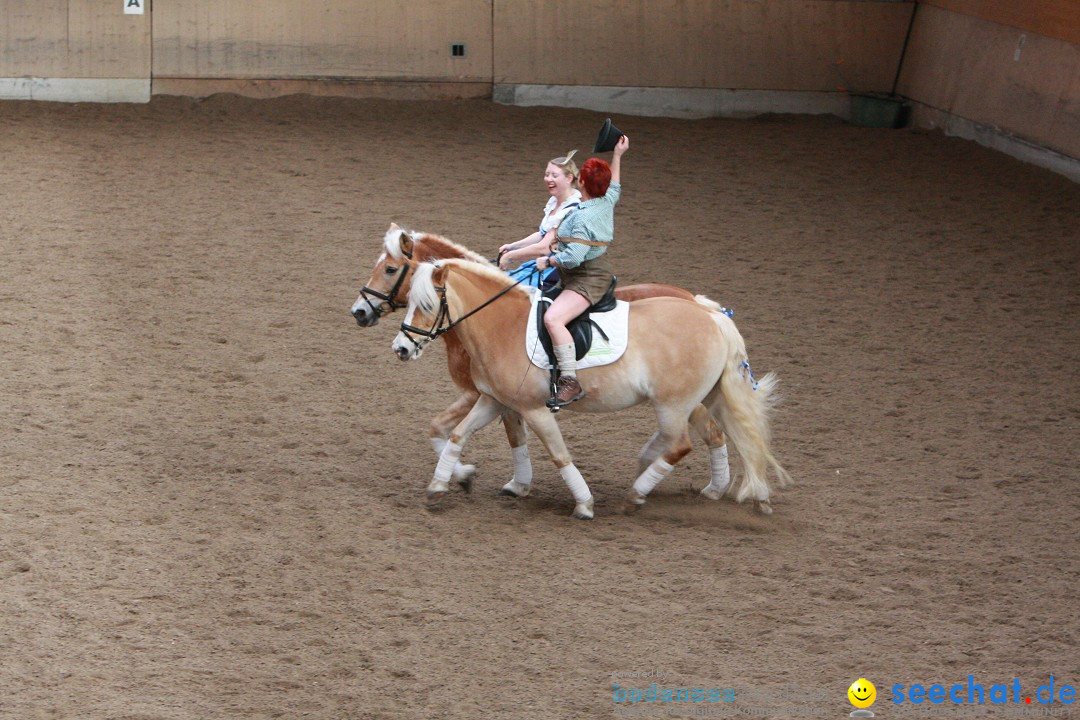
[1,0,913,101]
[149,1,493,100]
[492,1,911,92]
[898,1,1080,159]
[0,0,151,101]
[1,0,1077,162]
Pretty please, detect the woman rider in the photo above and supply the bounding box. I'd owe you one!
[497,151,582,287]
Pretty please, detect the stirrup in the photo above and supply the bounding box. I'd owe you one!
[546,373,562,412]
[547,381,562,412]
[547,396,583,411]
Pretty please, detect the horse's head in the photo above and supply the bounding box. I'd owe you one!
[350,223,417,326]
[391,262,448,361]
[391,259,528,362]
[352,226,494,326]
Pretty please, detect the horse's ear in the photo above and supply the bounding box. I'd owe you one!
[430,263,448,286]
[400,233,414,259]
[388,222,400,231]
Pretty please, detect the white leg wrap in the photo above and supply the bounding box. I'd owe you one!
[706,445,731,495]
[511,445,532,486]
[433,441,464,486]
[633,458,674,497]
[433,437,473,481]
[559,463,592,504]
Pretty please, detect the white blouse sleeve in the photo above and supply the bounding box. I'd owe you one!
[542,193,581,234]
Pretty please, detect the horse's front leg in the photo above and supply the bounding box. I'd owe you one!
[498,410,533,498]
[428,394,506,505]
[519,407,594,520]
[430,390,481,488]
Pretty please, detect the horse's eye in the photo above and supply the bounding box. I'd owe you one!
[385,265,398,274]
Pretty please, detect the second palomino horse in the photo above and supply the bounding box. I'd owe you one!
[392,259,790,519]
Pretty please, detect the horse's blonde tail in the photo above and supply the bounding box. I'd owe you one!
[693,294,723,312]
[706,313,791,505]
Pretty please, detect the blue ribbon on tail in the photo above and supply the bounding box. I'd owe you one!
[740,361,759,391]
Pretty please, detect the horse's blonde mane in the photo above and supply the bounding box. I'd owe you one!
[408,258,530,316]
[383,226,489,265]
[437,259,531,297]
[408,263,441,314]
[418,234,490,265]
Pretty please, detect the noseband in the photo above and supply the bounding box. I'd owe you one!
[398,284,453,354]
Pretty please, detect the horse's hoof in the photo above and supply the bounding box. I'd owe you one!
[700,485,726,501]
[499,480,531,498]
[572,498,594,520]
[426,490,448,508]
[622,491,646,514]
[451,463,476,482]
[456,476,473,494]
[754,500,773,515]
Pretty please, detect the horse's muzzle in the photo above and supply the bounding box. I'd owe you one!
[391,335,421,361]
[352,307,379,327]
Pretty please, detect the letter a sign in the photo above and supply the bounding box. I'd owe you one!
[124,0,144,14]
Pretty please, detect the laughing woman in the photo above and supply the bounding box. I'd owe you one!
[497,150,582,286]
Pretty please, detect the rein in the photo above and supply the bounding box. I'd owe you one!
[398,269,532,352]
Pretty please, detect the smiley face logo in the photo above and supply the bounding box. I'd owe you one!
[848,678,876,709]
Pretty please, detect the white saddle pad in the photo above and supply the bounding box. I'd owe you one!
[524,290,630,370]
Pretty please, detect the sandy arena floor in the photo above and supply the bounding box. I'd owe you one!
[0,94,1077,719]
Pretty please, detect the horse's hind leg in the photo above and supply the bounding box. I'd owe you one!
[689,405,732,501]
[499,410,534,498]
[637,431,665,475]
[627,406,695,509]
[427,394,505,504]
[646,405,731,498]
[519,407,594,520]
[430,391,480,486]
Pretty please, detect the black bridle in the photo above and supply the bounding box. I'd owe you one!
[357,248,414,318]
[398,268,532,354]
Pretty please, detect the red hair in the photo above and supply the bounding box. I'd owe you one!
[580,158,612,198]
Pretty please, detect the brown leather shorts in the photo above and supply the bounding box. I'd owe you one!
[559,257,614,306]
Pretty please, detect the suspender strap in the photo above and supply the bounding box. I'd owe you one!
[557,237,610,247]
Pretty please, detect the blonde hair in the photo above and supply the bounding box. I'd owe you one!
[549,150,579,182]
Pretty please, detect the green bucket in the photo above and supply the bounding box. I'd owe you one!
[850,93,909,129]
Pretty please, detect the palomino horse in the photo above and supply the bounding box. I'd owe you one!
[392,259,790,519]
[350,224,734,500]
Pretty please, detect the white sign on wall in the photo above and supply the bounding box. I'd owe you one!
[124,0,144,14]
